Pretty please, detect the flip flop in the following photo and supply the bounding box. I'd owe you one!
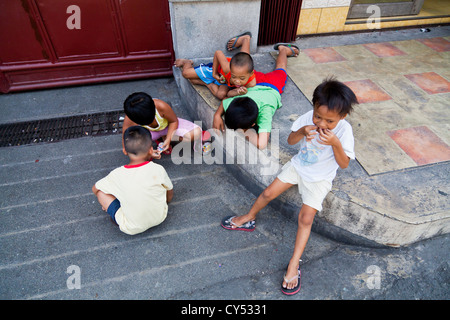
[273,43,300,57]
[281,266,301,295]
[227,31,252,51]
[221,215,255,232]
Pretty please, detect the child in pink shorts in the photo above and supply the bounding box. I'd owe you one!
[122,92,204,157]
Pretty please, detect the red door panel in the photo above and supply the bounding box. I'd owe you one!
[0,1,51,64]
[0,0,174,93]
[118,0,171,54]
[36,0,121,60]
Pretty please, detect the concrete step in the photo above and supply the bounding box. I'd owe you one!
[0,133,338,299]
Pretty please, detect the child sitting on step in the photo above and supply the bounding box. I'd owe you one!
[122,92,205,156]
[93,126,173,235]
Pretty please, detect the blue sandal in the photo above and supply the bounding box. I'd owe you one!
[273,43,300,57]
[221,215,255,232]
[227,31,252,51]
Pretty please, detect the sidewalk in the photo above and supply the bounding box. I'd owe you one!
[0,27,449,300]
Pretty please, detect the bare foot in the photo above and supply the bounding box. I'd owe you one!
[230,214,255,228]
[282,260,300,290]
[227,34,251,51]
[174,59,194,68]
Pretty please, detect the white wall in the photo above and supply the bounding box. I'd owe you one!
[169,0,261,59]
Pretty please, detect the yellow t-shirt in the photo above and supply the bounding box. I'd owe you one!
[95,161,173,235]
[141,109,169,132]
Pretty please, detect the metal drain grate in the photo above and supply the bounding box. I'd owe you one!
[0,110,124,147]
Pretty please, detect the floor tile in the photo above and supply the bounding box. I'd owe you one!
[303,47,347,63]
[404,72,450,94]
[363,42,407,57]
[387,126,450,165]
[343,79,392,103]
[416,37,450,52]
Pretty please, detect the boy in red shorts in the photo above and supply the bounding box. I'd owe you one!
[175,32,298,100]
[213,43,299,149]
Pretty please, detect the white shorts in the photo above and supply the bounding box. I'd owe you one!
[277,161,332,211]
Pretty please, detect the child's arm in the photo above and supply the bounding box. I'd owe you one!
[212,50,230,82]
[287,125,318,145]
[317,128,350,168]
[213,102,226,132]
[156,99,178,151]
[240,127,269,150]
[256,132,269,149]
[227,86,247,97]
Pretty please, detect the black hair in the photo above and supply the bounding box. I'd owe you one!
[312,77,358,117]
[123,92,156,125]
[123,126,153,156]
[230,52,254,74]
[224,97,258,130]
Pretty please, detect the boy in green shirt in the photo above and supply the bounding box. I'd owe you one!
[212,43,299,149]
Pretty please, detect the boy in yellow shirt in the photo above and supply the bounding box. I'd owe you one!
[93,126,173,235]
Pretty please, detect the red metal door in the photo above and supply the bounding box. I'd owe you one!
[0,0,174,93]
[258,0,303,46]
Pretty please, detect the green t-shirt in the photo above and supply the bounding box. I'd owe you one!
[222,86,282,133]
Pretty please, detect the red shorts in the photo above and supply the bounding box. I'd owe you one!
[255,68,287,94]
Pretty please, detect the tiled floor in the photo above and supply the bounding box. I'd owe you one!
[363,42,407,58]
[387,126,450,166]
[404,72,450,94]
[344,79,392,103]
[303,47,347,63]
[417,37,450,52]
[282,37,450,174]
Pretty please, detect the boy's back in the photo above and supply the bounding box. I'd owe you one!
[222,85,282,134]
[95,161,173,235]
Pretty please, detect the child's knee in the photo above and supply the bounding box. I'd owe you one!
[182,68,194,79]
[216,91,228,100]
[183,126,202,141]
[298,206,317,226]
[194,126,202,140]
[261,188,277,201]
